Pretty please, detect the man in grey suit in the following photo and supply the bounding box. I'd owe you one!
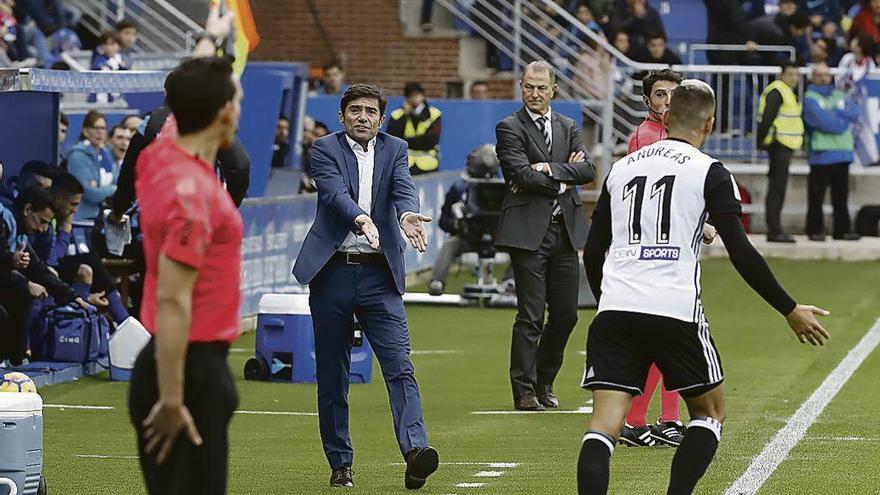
[495,61,596,411]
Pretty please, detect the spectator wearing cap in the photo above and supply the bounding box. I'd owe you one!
[67,110,118,221]
[802,62,861,241]
[387,82,443,175]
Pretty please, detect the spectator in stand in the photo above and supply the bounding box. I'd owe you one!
[299,118,328,194]
[849,0,880,43]
[569,2,603,42]
[609,0,665,55]
[387,82,443,175]
[469,80,491,99]
[67,110,118,221]
[272,116,290,169]
[802,62,862,241]
[0,160,56,209]
[797,0,843,24]
[758,62,804,243]
[108,125,132,169]
[115,19,137,70]
[317,61,348,95]
[120,114,143,132]
[635,31,682,65]
[745,9,813,65]
[90,30,125,71]
[810,37,831,64]
[610,29,635,58]
[838,34,880,165]
[704,0,750,65]
[58,111,68,159]
[821,20,847,66]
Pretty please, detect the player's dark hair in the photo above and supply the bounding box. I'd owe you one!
[15,184,55,213]
[51,171,84,196]
[340,84,388,116]
[642,68,684,97]
[115,19,137,32]
[165,57,236,135]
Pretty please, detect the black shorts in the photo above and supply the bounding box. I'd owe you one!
[581,310,723,398]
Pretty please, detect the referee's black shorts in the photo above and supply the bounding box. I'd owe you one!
[129,339,238,495]
[581,310,724,398]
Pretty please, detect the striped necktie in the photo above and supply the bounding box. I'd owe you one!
[536,116,561,218]
[535,116,551,151]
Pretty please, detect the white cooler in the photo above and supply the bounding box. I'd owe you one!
[0,392,44,495]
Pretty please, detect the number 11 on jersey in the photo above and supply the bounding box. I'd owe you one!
[623,175,676,245]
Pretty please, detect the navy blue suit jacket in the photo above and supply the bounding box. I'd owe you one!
[292,131,420,294]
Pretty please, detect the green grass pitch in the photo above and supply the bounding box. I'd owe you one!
[36,258,880,494]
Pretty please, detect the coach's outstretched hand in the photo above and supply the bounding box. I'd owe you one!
[355,214,381,250]
[786,304,831,346]
[402,213,432,252]
[143,401,204,465]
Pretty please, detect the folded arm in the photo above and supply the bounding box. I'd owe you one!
[495,120,562,198]
[548,124,595,184]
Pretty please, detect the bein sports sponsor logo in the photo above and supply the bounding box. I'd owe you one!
[639,246,680,261]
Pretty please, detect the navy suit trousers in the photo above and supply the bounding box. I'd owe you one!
[309,257,428,469]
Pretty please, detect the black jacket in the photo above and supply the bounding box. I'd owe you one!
[494,108,595,251]
[0,216,77,305]
[112,105,251,216]
[703,0,749,64]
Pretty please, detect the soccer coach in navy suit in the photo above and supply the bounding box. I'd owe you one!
[293,84,439,490]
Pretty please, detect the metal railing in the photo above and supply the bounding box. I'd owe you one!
[65,0,202,53]
[434,0,875,173]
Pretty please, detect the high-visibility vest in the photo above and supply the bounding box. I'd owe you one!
[391,106,441,172]
[804,87,854,152]
[758,80,804,150]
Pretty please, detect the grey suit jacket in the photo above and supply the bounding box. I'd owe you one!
[494,107,595,251]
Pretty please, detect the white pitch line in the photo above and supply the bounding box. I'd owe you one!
[75,454,139,459]
[44,404,317,416]
[725,318,880,495]
[487,462,519,468]
[390,461,519,467]
[472,407,592,415]
[455,482,485,488]
[474,471,504,477]
[229,348,249,353]
[810,436,876,442]
[44,404,115,410]
[235,410,318,416]
[411,350,460,355]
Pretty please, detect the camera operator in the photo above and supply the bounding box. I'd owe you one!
[428,145,513,296]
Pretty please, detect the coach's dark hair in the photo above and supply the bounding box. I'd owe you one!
[165,57,236,135]
[51,171,84,196]
[340,84,388,116]
[642,68,683,97]
[15,184,55,213]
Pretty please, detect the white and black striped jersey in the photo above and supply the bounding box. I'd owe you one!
[591,138,742,323]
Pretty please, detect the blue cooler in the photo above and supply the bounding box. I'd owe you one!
[244,294,373,383]
[0,393,45,495]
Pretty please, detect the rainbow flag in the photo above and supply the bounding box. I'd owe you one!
[218,0,260,75]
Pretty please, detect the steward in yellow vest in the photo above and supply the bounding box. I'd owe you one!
[387,82,442,175]
[757,68,804,150]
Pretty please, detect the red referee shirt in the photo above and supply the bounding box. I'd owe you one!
[135,138,243,343]
[627,118,667,154]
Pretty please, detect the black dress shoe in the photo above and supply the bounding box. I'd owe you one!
[766,233,796,243]
[405,446,439,490]
[833,232,861,241]
[330,466,353,487]
[514,395,545,411]
[808,234,826,242]
[536,384,559,408]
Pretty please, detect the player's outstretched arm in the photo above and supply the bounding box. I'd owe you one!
[713,213,830,346]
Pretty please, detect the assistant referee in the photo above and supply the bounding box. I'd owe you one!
[128,57,244,494]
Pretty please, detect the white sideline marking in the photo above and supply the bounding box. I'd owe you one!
[75,454,138,459]
[411,350,460,355]
[472,407,592,415]
[811,436,875,442]
[229,348,249,353]
[487,462,519,468]
[235,410,318,416]
[455,483,485,488]
[390,462,519,467]
[725,318,880,495]
[44,404,317,416]
[44,404,114,410]
[474,471,504,477]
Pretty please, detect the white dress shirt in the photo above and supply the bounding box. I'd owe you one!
[525,107,566,195]
[340,134,380,253]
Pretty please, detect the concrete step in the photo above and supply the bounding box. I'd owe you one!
[400,0,458,36]
[702,234,880,261]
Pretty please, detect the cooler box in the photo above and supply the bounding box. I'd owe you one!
[0,393,44,495]
[249,294,373,383]
[108,317,152,382]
